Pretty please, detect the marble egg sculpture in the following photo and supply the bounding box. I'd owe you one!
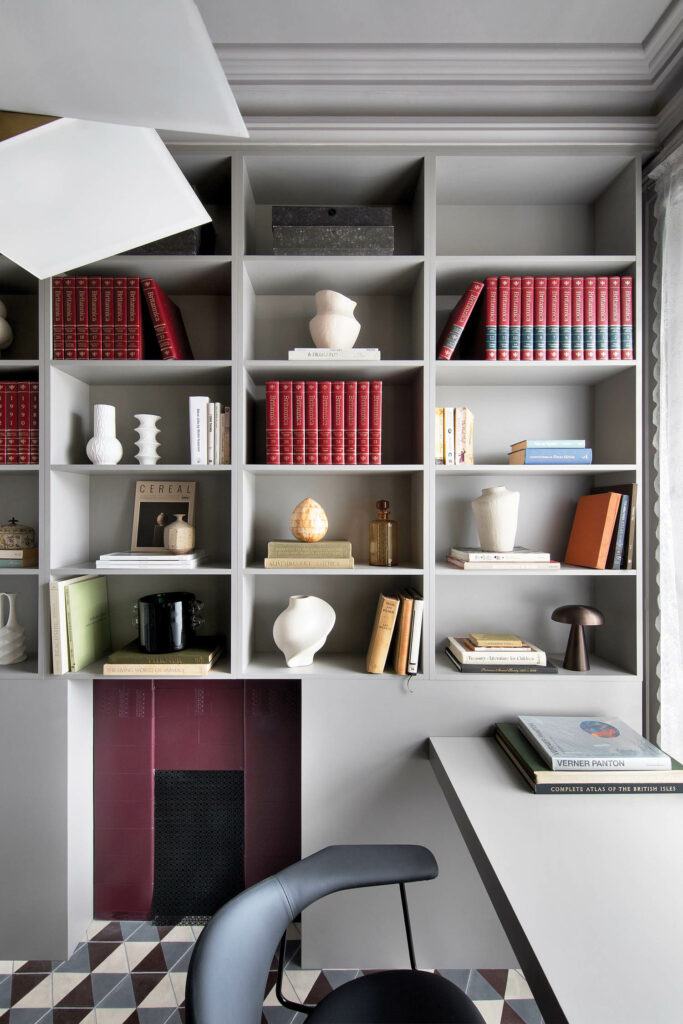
[290,498,329,542]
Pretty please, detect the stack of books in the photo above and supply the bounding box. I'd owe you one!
[96,550,208,570]
[52,276,193,360]
[188,397,231,465]
[366,589,424,675]
[288,348,380,361]
[266,379,382,465]
[446,547,559,571]
[444,633,557,674]
[435,407,474,465]
[102,635,224,676]
[496,715,681,794]
[0,547,38,568]
[264,540,353,569]
[438,275,632,361]
[49,574,111,674]
[508,438,592,465]
[0,380,38,464]
[565,484,637,569]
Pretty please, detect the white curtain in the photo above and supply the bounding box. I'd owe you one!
[651,148,683,762]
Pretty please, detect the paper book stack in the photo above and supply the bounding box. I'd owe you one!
[446,546,559,571]
[0,546,37,568]
[444,633,557,674]
[188,397,230,465]
[366,588,424,675]
[565,485,637,570]
[435,407,474,465]
[102,635,224,676]
[96,550,208,569]
[288,348,380,361]
[495,716,680,794]
[264,540,353,569]
[508,438,592,465]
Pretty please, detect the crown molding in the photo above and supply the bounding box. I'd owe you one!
[644,0,683,97]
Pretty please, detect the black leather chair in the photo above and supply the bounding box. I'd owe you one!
[186,844,485,1023]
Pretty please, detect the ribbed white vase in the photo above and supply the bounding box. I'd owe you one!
[471,486,520,552]
[86,404,123,465]
[273,595,335,668]
[0,592,27,665]
[134,414,161,465]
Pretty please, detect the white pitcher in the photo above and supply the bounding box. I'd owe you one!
[0,592,27,664]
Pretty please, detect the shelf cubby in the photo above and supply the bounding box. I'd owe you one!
[0,257,39,361]
[0,576,39,678]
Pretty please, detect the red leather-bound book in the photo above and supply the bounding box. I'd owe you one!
[370,380,382,465]
[62,276,77,359]
[483,276,497,361]
[88,277,102,359]
[141,278,194,360]
[521,276,534,360]
[293,381,305,465]
[4,381,17,464]
[266,381,280,464]
[546,277,560,360]
[29,382,39,464]
[621,276,633,360]
[497,276,510,360]
[113,277,127,359]
[608,276,621,360]
[127,277,143,360]
[279,380,293,464]
[0,383,5,463]
[318,381,332,465]
[572,277,584,360]
[596,277,609,360]
[305,381,318,465]
[533,277,547,361]
[436,280,484,360]
[16,380,30,463]
[344,381,357,464]
[102,277,115,360]
[52,277,64,359]
[332,380,345,465]
[357,381,370,464]
[559,276,572,361]
[509,277,521,360]
[76,277,89,359]
[583,277,596,361]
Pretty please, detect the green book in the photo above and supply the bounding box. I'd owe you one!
[107,636,224,665]
[64,575,111,672]
[267,539,352,558]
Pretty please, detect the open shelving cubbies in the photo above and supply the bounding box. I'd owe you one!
[0,145,642,707]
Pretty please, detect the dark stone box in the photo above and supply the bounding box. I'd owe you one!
[273,225,394,255]
[272,205,392,226]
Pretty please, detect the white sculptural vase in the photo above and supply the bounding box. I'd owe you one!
[309,289,361,350]
[0,299,13,352]
[0,592,27,665]
[134,413,161,465]
[273,595,336,668]
[86,404,123,465]
[471,485,520,552]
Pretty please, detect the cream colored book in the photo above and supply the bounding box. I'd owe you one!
[49,574,97,675]
[366,593,400,673]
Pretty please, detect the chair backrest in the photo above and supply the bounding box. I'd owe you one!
[186,844,438,1024]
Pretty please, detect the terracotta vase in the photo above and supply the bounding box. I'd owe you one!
[86,404,123,465]
[0,592,27,664]
[471,485,520,552]
[309,290,361,349]
[273,595,335,667]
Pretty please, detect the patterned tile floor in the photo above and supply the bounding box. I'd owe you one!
[0,920,544,1024]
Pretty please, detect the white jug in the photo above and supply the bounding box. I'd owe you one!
[0,592,27,664]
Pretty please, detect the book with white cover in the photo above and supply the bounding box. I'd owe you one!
[448,636,546,665]
[288,348,380,360]
[189,395,209,464]
[449,546,551,562]
[518,715,672,771]
[407,589,424,675]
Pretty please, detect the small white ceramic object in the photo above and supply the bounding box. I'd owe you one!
[290,498,329,542]
[86,404,123,465]
[471,485,520,552]
[273,594,336,668]
[0,592,27,664]
[164,513,195,554]
[309,289,361,350]
[134,413,161,465]
[0,299,13,351]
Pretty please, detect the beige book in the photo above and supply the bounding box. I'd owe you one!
[366,593,400,673]
[393,589,415,676]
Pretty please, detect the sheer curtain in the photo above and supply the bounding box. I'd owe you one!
[651,147,683,761]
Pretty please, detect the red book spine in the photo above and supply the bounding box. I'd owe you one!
[88,277,102,359]
[583,277,597,360]
[305,381,318,465]
[559,276,572,361]
[279,380,293,464]
[483,276,497,361]
[113,277,127,359]
[509,277,521,360]
[141,278,194,360]
[29,382,39,464]
[608,276,621,360]
[293,380,305,465]
[75,276,89,359]
[318,380,332,465]
[521,276,534,360]
[571,277,584,360]
[370,380,382,465]
[497,276,510,360]
[0,383,5,462]
[436,280,485,360]
[62,276,76,359]
[52,276,64,359]
[533,277,547,361]
[332,380,345,465]
[344,381,357,464]
[621,276,633,360]
[16,381,30,463]
[127,277,143,360]
[266,381,280,464]
[101,277,115,360]
[4,382,17,464]
[546,276,560,360]
[357,380,370,464]
[596,276,609,360]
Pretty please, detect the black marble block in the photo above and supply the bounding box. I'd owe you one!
[272,205,392,226]
[273,224,394,255]
[123,225,203,256]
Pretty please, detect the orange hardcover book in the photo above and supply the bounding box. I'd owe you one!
[564,492,622,569]
[392,590,414,676]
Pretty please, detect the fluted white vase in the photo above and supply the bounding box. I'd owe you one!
[471,485,520,552]
[86,404,123,465]
[134,413,161,465]
[0,592,27,665]
[273,595,335,668]
[0,299,13,352]
[309,290,361,350]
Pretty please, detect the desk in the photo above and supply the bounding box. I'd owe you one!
[429,736,683,1024]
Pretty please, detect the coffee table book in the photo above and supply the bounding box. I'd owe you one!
[518,715,672,771]
[102,636,223,676]
[444,646,558,674]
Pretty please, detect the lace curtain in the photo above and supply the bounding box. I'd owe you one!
[651,148,683,761]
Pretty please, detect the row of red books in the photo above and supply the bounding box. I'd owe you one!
[52,276,193,361]
[266,380,382,465]
[438,275,633,361]
[0,381,38,464]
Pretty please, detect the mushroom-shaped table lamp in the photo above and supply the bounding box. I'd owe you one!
[552,604,604,671]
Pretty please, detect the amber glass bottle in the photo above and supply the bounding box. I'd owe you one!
[369,499,398,566]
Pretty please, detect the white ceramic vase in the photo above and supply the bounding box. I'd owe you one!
[471,485,520,552]
[309,290,361,350]
[273,595,336,668]
[86,404,123,465]
[0,299,13,352]
[164,513,195,554]
[0,592,27,665]
[134,413,161,465]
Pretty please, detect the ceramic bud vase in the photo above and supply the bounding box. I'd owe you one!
[86,404,123,465]
[134,413,161,465]
[0,593,27,665]
[0,299,13,353]
[471,485,520,552]
[164,514,195,554]
[309,290,361,350]
[273,595,335,668]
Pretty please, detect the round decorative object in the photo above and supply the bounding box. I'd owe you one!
[552,604,605,671]
[471,485,520,552]
[0,592,27,665]
[0,517,36,550]
[134,413,161,465]
[290,497,329,542]
[0,299,13,352]
[273,594,336,668]
[164,513,195,555]
[309,289,361,350]
[86,404,123,465]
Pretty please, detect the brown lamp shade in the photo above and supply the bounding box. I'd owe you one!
[552,604,604,671]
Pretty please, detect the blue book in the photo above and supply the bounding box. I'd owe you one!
[509,447,593,465]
